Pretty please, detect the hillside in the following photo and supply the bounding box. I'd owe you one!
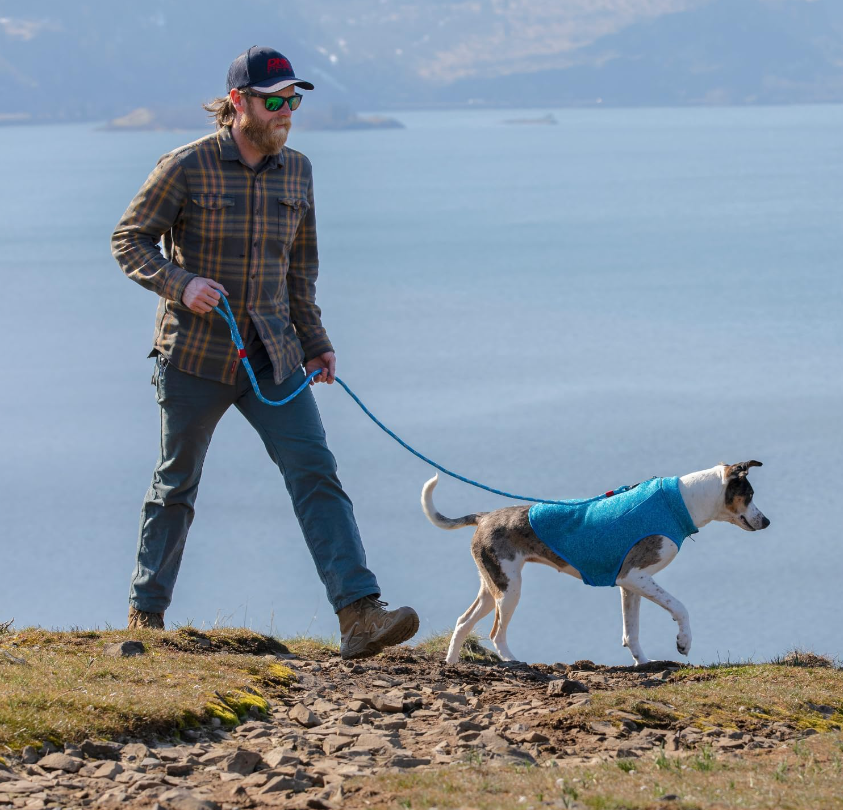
[1,0,842,125]
[1,627,841,809]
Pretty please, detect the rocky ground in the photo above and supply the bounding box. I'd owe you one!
[0,646,821,810]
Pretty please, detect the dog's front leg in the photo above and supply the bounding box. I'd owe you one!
[620,588,650,665]
[616,572,692,658]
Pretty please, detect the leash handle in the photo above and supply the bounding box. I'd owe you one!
[212,296,618,506]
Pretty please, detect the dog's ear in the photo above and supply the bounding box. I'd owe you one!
[724,460,763,479]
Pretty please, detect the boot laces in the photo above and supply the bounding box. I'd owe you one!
[361,596,388,609]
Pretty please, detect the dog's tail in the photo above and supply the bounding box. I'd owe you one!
[421,474,483,530]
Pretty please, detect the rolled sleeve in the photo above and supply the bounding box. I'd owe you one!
[111,154,196,303]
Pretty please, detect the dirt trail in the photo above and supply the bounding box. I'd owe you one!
[0,647,805,810]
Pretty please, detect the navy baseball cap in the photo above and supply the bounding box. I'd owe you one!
[226,46,314,93]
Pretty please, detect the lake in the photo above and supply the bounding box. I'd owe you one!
[0,104,841,665]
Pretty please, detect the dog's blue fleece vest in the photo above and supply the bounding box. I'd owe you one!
[528,477,698,587]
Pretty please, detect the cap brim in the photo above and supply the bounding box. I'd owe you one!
[251,77,314,92]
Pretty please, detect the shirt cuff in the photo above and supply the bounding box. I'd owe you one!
[301,335,335,363]
[161,266,198,304]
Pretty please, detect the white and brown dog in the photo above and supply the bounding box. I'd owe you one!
[421,462,770,666]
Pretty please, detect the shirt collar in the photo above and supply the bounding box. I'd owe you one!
[217,126,284,169]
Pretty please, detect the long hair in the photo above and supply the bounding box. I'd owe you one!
[203,96,236,128]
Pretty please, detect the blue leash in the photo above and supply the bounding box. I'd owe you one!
[213,297,629,506]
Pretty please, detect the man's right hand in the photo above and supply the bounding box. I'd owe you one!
[182,277,229,313]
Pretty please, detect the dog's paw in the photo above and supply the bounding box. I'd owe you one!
[676,633,692,656]
[632,656,651,666]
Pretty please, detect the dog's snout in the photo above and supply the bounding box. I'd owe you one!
[760,515,771,529]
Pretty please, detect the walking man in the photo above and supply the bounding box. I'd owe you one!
[111,46,419,659]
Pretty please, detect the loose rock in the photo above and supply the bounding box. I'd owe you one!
[104,640,146,657]
[38,753,84,773]
[547,678,589,697]
[290,703,322,728]
[219,749,261,775]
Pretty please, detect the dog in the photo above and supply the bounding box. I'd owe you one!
[421,462,770,666]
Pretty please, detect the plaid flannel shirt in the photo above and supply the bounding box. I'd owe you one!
[112,126,333,385]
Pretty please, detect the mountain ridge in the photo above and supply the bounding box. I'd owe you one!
[1,0,841,123]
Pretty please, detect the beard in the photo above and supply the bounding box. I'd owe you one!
[240,108,290,155]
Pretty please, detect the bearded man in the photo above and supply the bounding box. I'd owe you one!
[111,46,418,659]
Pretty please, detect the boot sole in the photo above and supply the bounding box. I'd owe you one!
[341,612,420,660]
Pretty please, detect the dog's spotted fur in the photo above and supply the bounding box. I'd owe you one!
[471,507,576,596]
[618,535,664,578]
[422,462,770,666]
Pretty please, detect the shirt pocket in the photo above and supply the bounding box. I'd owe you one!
[278,197,309,245]
[190,194,235,239]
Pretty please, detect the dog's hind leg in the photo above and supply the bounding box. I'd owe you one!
[620,588,650,666]
[446,584,494,665]
[489,562,522,662]
[617,572,691,658]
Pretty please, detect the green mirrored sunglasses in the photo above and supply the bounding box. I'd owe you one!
[242,91,303,112]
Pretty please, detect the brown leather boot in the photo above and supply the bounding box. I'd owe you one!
[338,596,419,660]
[128,607,165,630]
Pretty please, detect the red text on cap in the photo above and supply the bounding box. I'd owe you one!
[267,57,291,73]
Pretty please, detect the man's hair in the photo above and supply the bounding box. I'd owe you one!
[203,95,237,128]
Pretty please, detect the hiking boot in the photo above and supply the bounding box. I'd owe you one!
[128,607,165,630]
[338,596,419,660]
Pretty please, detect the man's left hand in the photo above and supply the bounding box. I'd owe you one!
[305,352,336,384]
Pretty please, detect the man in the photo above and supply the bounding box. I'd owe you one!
[111,46,418,660]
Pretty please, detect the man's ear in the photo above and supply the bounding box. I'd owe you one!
[723,460,763,480]
[230,88,244,112]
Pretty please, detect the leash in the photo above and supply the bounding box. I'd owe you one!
[213,296,632,506]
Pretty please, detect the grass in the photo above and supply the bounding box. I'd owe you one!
[0,626,294,752]
[349,732,843,809]
[545,662,843,736]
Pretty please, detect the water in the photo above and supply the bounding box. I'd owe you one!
[1,105,841,665]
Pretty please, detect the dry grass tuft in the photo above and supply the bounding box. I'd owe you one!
[278,634,340,659]
[774,649,838,669]
[0,627,293,751]
[162,625,289,656]
[414,630,501,663]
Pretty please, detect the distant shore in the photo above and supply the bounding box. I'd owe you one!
[96,106,405,133]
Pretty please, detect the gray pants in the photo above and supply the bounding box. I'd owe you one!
[130,349,380,614]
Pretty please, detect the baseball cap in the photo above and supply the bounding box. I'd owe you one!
[226,46,314,93]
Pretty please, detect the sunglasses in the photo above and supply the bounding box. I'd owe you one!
[241,91,303,112]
